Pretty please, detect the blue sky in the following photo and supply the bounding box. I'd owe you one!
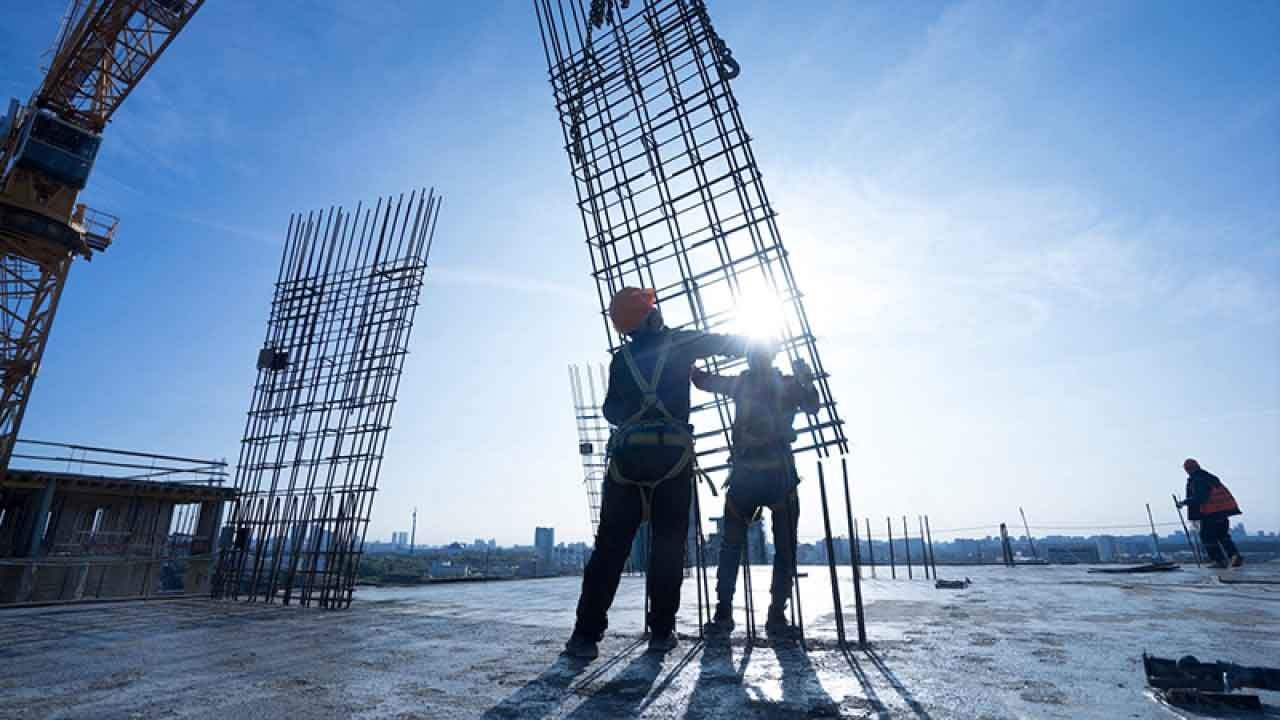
[3,1,1275,545]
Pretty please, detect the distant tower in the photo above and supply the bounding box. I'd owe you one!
[535,527,556,567]
[410,507,417,554]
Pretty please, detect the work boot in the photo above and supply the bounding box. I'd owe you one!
[765,605,801,641]
[563,632,599,660]
[647,630,679,654]
[703,604,734,638]
[1231,554,1245,568]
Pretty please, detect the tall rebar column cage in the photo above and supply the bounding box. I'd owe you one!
[535,0,847,478]
[213,189,441,609]
[569,363,610,534]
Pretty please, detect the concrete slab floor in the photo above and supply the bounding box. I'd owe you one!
[0,564,1277,719]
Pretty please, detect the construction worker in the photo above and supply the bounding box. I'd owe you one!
[1178,458,1243,568]
[564,288,751,659]
[694,340,819,639]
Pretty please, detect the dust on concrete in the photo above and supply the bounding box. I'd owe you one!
[0,564,1276,718]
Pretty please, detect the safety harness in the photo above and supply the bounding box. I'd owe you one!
[724,370,801,522]
[607,334,696,521]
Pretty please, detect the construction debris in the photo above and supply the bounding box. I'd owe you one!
[1144,653,1280,711]
[1088,562,1181,574]
[935,578,971,590]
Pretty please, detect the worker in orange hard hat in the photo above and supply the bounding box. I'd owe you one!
[565,287,752,660]
[608,287,658,335]
[1177,458,1243,568]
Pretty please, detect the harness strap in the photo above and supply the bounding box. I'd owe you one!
[619,335,678,428]
[608,333,696,522]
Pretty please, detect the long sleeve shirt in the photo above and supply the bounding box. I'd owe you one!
[691,366,819,452]
[601,328,750,428]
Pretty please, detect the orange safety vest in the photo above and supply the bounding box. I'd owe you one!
[1199,482,1241,516]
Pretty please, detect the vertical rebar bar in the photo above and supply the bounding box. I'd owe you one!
[817,461,846,646]
[865,517,875,578]
[1173,493,1201,567]
[925,514,938,579]
[917,515,929,580]
[841,458,866,647]
[902,515,912,580]
[1146,503,1162,561]
[1018,507,1037,560]
[887,517,896,579]
[742,532,756,642]
[692,480,708,637]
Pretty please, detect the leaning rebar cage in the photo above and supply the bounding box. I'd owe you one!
[535,0,847,478]
[213,189,441,609]
[569,363,610,534]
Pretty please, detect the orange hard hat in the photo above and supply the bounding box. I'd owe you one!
[1183,458,1200,473]
[609,287,657,334]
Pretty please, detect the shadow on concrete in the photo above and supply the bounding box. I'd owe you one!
[565,646,668,718]
[839,647,892,719]
[847,646,932,720]
[684,639,749,717]
[480,644,632,720]
[776,640,844,716]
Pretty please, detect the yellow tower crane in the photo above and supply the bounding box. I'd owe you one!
[0,0,205,475]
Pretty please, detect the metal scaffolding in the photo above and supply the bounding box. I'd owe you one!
[568,363,610,534]
[537,0,862,646]
[213,189,440,609]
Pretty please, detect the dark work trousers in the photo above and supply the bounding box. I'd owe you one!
[573,445,692,640]
[714,459,799,613]
[1199,515,1239,564]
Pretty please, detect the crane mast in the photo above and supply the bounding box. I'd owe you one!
[0,0,204,475]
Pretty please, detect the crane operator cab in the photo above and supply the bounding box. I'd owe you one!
[0,98,111,257]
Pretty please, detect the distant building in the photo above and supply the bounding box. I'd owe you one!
[1046,544,1100,564]
[685,505,699,568]
[629,523,650,573]
[430,560,469,579]
[830,536,851,565]
[1096,536,1117,562]
[554,542,591,572]
[392,531,409,548]
[747,521,767,565]
[1231,522,1247,540]
[535,527,555,574]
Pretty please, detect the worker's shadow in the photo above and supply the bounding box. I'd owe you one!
[480,653,594,720]
[684,638,750,717]
[482,638,653,720]
[778,640,846,716]
[684,637,847,718]
[563,643,673,719]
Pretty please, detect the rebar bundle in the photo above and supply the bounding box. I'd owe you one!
[213,189,440,609]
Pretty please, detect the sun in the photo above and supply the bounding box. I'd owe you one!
[729,287,787,342]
